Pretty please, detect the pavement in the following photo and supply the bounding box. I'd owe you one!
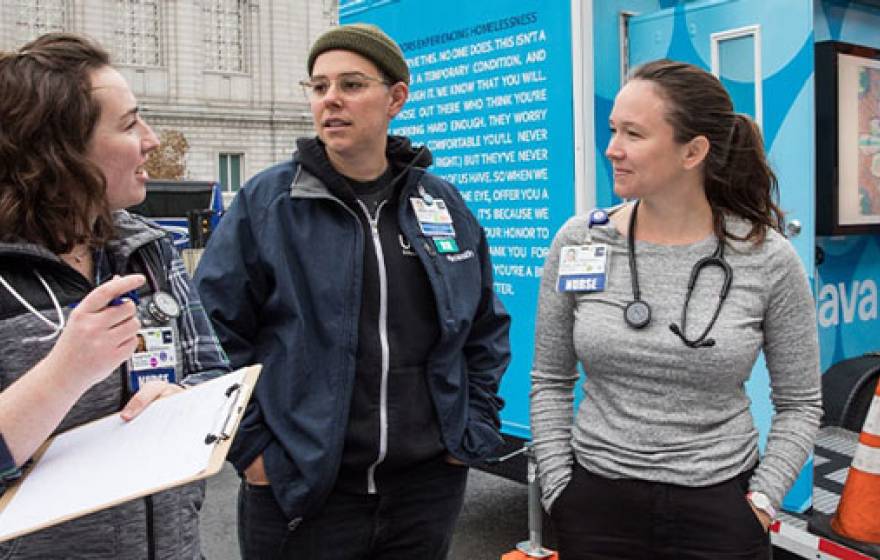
[200,463,556,560]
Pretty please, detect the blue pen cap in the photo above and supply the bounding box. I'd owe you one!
[68,289,140,309]
[109,289,140,307]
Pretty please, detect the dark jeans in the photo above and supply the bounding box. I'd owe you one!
[550,463,771,560]
[237,461,468,560]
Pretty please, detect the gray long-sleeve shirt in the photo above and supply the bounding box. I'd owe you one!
[530,209,822,512]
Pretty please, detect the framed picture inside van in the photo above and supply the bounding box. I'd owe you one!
[815,41,880,235]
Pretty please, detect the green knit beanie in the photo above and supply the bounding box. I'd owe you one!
[307,23,410,85]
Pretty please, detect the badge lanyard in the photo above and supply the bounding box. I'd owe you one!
[624,200,733,348]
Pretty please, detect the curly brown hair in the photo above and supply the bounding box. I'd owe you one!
[0,32,115,254]
[631,59,785,243]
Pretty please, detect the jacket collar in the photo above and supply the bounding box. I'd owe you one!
[290,166,334,200]
[0,240,58,264]
[105,210,166,263]
[0,210,164,265]
[292,135,433,205]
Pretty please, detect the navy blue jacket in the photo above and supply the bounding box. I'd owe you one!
[195,138,511,522]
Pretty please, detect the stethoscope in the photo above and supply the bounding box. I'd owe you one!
[623,200,733,348]
[97,250,181,325]
[0,250,180,344]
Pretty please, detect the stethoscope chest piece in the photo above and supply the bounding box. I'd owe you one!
[624,300,651,329]
[145,290,180,324]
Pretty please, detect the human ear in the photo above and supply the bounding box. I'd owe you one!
[387,82,409,118]
[682,135,710,170]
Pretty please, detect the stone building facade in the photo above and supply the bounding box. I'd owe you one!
[0,0,337,197]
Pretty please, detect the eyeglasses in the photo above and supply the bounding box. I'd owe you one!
[299,72,390,100]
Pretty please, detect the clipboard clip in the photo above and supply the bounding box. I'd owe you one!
[204,383,242,445]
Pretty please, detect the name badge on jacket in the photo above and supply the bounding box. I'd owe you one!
[557,244,609,292]
[410,197,456,237]
[128,326,177,391]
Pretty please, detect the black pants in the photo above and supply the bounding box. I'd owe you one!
[550,463,771,560]
[237,461,468,560]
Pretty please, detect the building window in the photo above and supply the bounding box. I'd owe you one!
[113,0,161,67]
[203,0,247,73]
[219,153,242,192]
[16,0,68,44]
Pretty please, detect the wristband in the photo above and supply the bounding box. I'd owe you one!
[746,491,777,519]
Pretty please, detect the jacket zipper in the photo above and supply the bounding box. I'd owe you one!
[357,199,390,495]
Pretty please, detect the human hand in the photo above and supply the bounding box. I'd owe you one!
[444,453,467,467]
[46,274,145,391]
[748,502,772,532]
[244,454,271,485]
[120,381,184,421]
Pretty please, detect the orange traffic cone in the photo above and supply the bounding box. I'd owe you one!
[831,376,880,543]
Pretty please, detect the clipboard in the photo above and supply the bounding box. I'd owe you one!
[0,364,261,543]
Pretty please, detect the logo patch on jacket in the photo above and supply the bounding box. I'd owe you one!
[446,249,475,263]
[398,233,417,257]
[433,237,458,253]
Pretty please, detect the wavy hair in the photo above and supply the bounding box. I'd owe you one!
[631,59,784,243]
[0,32,113,254]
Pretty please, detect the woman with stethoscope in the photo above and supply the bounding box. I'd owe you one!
[530,60,822,559]
[0,33,228,559]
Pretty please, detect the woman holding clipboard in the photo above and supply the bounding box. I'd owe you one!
[0,33,229,559]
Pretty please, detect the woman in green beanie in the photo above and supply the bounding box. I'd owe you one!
[196,22,511,560]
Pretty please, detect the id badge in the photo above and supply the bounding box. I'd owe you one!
[410,197,456,237]
[128,326,177,391]
[557,244,609,292]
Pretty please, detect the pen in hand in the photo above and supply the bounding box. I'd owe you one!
[46,274,147,392]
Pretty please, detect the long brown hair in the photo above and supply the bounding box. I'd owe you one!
[0,32,114,254]
[631,59,784,243]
